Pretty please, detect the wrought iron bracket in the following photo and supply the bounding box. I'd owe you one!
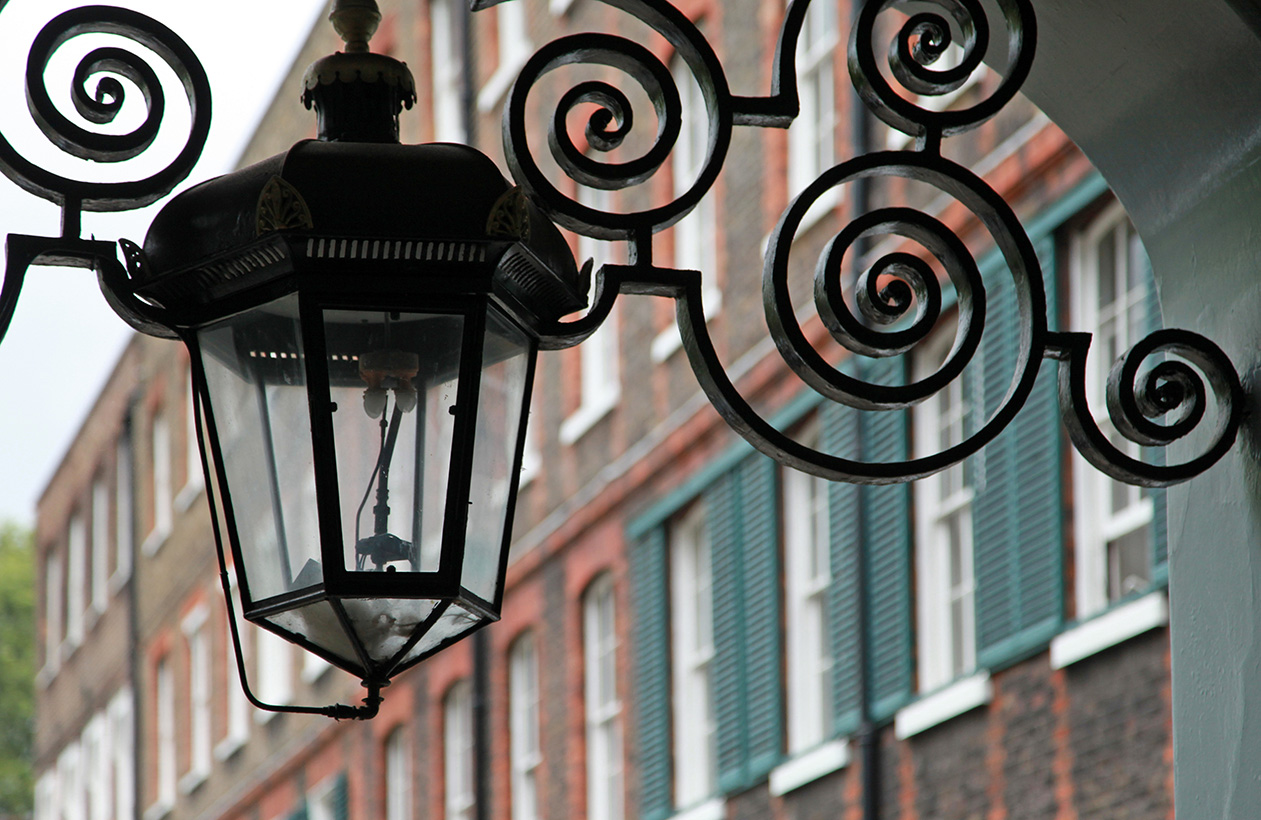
[0,0,1246,488]
[479,0,1246,487]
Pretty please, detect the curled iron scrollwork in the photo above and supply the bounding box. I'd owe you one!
[484,0,1244,486]
[0,4,210,347]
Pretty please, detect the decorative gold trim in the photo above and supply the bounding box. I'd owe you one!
[256,177,314,236]
[486,187,532,242]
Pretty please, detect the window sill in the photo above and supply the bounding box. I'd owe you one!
[174,481,203,513]
[141,526,170,557]
[759,188,840,259]
[559,392,618,445]
[477,54,531,113]
[669,796,725,820]
[178,767,208,796]
[301,659,332,684]
[894,670,992,739]
[651,288,722,363]
[143,800,173,820]
[214,733,247,762]
[1050,590,1168,670]
[109,568,131,595]
[768,739,850,796]
[36,664,57,690]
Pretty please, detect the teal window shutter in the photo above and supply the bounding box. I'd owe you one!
[709,472,747,792]
[331,773,349,820]
[288,801,309,820]
[823,401,863,736]
[738,455,782,779]
[859,357,913,721]
[974,237,1064,668]
[630,527,673,820]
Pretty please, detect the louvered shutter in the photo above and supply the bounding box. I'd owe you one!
[823,401,863,735]
[630,527,673,820]
[975,238,1065,666]
[859,357,913,720]
[739,455,782,778]
[331,773,349,820]
[709,472,747,791]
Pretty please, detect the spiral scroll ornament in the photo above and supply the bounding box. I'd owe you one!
[848,0,1035,147]
[0,5,212,215]
[499,0,731,246]
[1051,330,1244,487]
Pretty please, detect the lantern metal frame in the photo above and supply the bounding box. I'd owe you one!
[0,0,1248,720]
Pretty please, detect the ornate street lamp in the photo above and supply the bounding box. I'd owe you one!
[0,0,1247,718]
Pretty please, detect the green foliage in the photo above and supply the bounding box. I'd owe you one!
[0,523,33,816]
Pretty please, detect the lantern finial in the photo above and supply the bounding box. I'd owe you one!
[329,0,381,54]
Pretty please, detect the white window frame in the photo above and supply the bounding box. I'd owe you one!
[83,714,110,820]
[782,420,834,753]
[112,435,133,591]
[216,569,250,759]
[669,503,716,809]
[66,513,86,652]
[478,0,532,112]
[41,551,63,684]
[148,657,176,820]
[430,0,467,143]
[561,183,621,444]
[509,634,542,820]
[444,680,476,820]
[913,326,976,692]
[1071,201,1156,619]
[255,626,293,722]
[58,742,84,820]
[176,380,203,511]
[143,412,172,555]
[583,574,623,820]
[90,479,109,616]
[180,604,211,794]
[385,727,413,820]
[787,0,838,225]
[654,54,722,363]
[109,688,135,820]
[309,776,340,820]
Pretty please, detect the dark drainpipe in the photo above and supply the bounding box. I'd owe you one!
[849,1,880,816]
[122,407,143,820]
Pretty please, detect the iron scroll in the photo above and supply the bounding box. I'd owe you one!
[481,0,1245,486]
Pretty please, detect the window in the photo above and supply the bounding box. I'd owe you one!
[181,606,211,792]
[152,657,176,817]
[83,715,109,820]
[430,0,466,143]
[43,552,63,680]
[110,689,135,820]
[509,634,541,820]
[788,0,836,198]
[385,728,412,820]
[583,575,623,820]
[144,412,172,554]
[1071,203,1156,617]
[913,326,975,691]
[478,0,532,111]
[782,421,833,752]
[66,514,86,650]
[255,627,293,719]
[560,184,620,444]
[669,504,716,808]
[444,681,475,820]
[58,743,84,820]
[114,435,133,588]
[217,570,250,758]
[91,479,109,615]
[177,380,203,510]
[654,54,721,362]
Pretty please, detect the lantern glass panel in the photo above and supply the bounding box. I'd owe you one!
[322,309,466,577]
[462,308,532,603]
[265,602,361,667]
[199,295,322,604]
[399,601,483,667]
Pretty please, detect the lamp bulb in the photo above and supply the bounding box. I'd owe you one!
[363,387,388,418]
[394,382,418,413]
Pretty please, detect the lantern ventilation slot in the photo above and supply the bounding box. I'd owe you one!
[305,237,490,264]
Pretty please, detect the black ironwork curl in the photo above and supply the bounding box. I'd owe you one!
[847,0,1035,149]
[486,0,1245,487]
[0,5,212,214]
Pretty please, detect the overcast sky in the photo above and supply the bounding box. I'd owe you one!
[0,0,327,526]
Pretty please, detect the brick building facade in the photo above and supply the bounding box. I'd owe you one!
[34,2,1175,820]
